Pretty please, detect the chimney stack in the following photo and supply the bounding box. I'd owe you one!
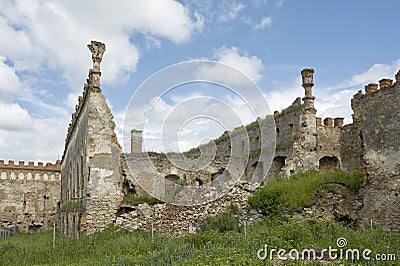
[131,129,143,153]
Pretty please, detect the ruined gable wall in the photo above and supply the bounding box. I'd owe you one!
[60,82,124,236]
[0,160,60,233]
[353,77,400,232]
[60,41,124,236]
[83,82,124,234]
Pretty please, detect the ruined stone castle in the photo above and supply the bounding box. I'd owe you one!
[1,41,399,236]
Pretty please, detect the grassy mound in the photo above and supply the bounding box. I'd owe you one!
[248,170,364,216]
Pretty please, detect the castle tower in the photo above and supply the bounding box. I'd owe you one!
[301,68,316,113]
[131,129,143,153]
[297,68,318,170]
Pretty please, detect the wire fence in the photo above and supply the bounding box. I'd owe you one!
[0,228,12,241]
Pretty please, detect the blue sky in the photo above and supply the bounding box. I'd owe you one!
[0,0,399,162]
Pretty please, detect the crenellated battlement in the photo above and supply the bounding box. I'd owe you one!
[316,117,344,128]
[0,160,60,181]
[0,160,60,171]
[351,70,400,126]
[352,70,400,100]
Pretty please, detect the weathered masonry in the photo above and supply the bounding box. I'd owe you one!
[59,41,123,236]
[0,160,60,233]
[353,77,400,232]
[121,67,400,233]
[1,40,399,236]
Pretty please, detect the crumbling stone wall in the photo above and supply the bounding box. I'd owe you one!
[0,160,60,233]
[2,38,399,235]
[273,98,300,176]
[61,55,400,235]
[59,89,89,237]
[123,151,233,204]
[116,181,263,236]
[340,124,363,172]
[316,117,342,170]
[352,77,400,232]
[59,41,123,236]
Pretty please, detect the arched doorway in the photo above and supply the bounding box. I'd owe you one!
[266,156,286,178]
[272,156,286,174]
[319,156,339,170]
[165,174,181,184]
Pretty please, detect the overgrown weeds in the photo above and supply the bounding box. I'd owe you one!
[1,219,398,265]
[248,170,364,215]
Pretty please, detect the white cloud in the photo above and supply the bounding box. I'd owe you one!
[216,47,264,82]
[193,11,205,33]
[0,103,34,131]
[120,87,265,153]
[115,49,269,152]
[0,116,68,162]
[0,56,23,101]
[0,0,203,161]
[218,1,245,22]
[0,0,201,90]
[254,16,272,30]
[341,59,400,88]
[141,95,253,152]
[0,97,70,161]
[314,89,354,124]
[313,59,400,124]
[263,76,303,113]
[275,0,285,8]
[250,0,268,8]
[195,46,264,86]
[239,16,252,25]
[0,17,33,69]
[0,78,70,161]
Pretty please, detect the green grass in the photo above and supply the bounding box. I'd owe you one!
[0,219,398,265]
[183,147,200,155]
[2,170,396,265]
[59,201,81,212]
[248,170,365,215]
[200,210,240,233]
[274,103,302,118]
[123,194,164,205]
[276,137,295,150]
[214,131,230,144]
[245,119,260,130]
[249,147,261,157]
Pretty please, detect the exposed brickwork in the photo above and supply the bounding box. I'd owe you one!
[59,41,123,236]
[1,41,399,236]
[0,160,60,233]
[351,81,400,232]
[116,182,263,236]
